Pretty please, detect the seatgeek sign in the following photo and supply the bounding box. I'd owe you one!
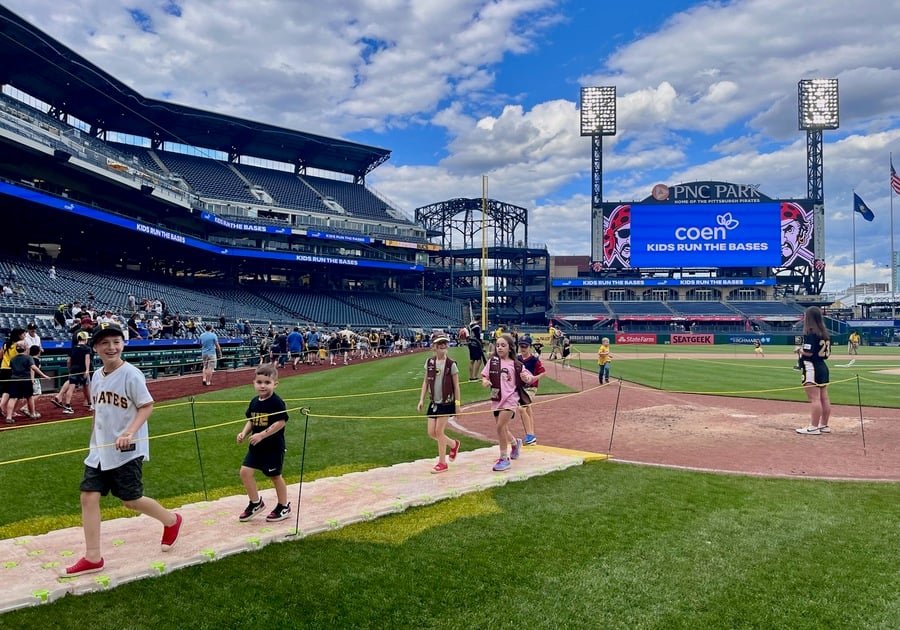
[630,202,781,268]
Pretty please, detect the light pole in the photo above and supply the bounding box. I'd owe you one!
[798,78,839,296]
[580,87,617,266]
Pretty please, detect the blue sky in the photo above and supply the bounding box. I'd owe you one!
[5,0,900,295]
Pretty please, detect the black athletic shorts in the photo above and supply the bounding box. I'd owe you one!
[427,401,456,417]
[242,448,285,477]
[80,457,144,501]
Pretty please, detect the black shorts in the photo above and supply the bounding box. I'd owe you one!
[468,343,483,361]
[80,457,145,501]
[492,408,516,419]
[800,360,829,386]
[427,401,456,417]
[242,448,285,477]
[68,374,88,386]
[0,368,11,395]
[8,378,33,400]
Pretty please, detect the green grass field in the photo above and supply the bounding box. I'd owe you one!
[2,345,899,627]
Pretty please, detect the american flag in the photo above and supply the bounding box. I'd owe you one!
[892,158,900,195]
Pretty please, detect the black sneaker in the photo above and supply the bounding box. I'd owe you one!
[51,398,65,409]
[238,499,265,521]
[266,502,292,522]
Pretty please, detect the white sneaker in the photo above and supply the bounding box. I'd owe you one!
[818,426,831,434]
[796,426,821,435]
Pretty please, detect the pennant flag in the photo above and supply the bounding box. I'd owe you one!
[853,192,875,221]
[892,158,900,195]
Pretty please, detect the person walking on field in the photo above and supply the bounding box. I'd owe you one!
[481,333,535,472]
[63,323,182,577]
[236,363,291,522]
[199,324,220,386]
[417,332,461,474]
[597,337,612,384]
[795,306,832,435]
[516,335,545,446]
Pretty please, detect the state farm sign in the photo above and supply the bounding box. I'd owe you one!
[616,333,657,344]
[670,334,714,345]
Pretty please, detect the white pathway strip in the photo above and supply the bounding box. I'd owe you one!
[0,446,588,614]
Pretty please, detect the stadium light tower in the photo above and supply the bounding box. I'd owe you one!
[798,78,839,294]
[580,86,617,265]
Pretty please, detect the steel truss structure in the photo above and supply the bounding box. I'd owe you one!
[416,198,550,325]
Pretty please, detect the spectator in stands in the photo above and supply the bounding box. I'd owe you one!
[71,300,83,320]
[0,328,26,421]
[48,265,57,280]
[125,293,137,313]
[54,304,68,329]
[127,313,140,340]
[148,315,162,339]
[24,323,42,352]
[2,284,12,296]
[70,317,94,346]
[98,310,117,326]
[185,317,197,339]
[161,315,174,339]
[199,324,221,387]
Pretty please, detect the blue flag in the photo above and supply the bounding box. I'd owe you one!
[853,192,875,222]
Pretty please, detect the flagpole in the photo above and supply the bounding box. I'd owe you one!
[891,152,896,321]
[852,193,857,309]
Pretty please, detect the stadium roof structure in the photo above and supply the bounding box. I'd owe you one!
[0,6,391,178]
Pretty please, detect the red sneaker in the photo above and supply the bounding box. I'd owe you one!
[432,462,449,474]
[449,439,460,462]
[161,512,183,551]
[63,556,104,577]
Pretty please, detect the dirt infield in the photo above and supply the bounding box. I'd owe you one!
[453,354,900,481]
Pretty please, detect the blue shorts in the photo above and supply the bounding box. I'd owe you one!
[80,457,144,501]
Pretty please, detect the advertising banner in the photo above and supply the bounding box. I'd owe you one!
[670,334,714,345]
[616,333,657,344]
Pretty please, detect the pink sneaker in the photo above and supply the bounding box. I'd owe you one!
[63,556,104,577]
[449,439,460,462]
[161,512,183,551]
[432,462,449,474]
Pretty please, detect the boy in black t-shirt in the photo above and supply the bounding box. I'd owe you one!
[236,363,291,522]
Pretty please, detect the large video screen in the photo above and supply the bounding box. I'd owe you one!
[602,201,814,269]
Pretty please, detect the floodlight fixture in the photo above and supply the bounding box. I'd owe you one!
[798,79,839,130]
[580,86,617,136]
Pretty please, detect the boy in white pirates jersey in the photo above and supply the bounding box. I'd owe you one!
[63,323,182,577]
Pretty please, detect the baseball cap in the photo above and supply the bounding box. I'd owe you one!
[92,322,124,343]
[518,335,533,346]
[431,331,450,344]
[27,323,36,330]
[76,331,89,341]
[81,316,92,326]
